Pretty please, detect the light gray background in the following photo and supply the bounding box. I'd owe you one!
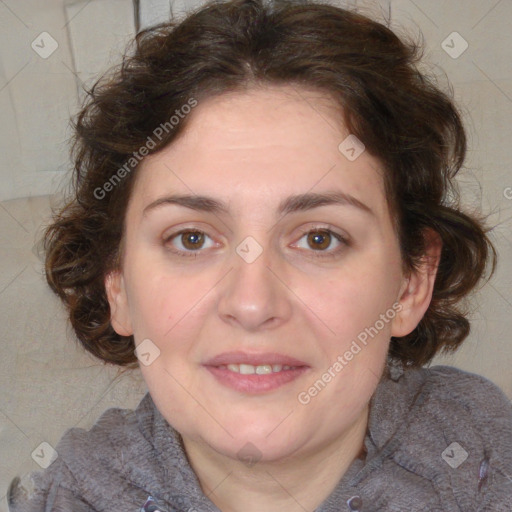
[1,0,511,509]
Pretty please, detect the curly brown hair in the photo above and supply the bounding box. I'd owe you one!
[44,0,496,371]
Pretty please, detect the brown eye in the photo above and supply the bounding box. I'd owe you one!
[180,231,205,250]
[293,227,348,259]
[164,229,215,256]
[307,230,333,250]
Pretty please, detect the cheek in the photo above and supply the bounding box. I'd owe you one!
[125,255,219,349]
[298,258,401,346]
[296,267,396,413]
[124,265,188,340]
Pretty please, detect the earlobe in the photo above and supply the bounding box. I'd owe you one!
[104,270,133,336]
[391,229,442,338]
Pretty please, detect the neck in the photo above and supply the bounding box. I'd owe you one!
[182,404,369,512]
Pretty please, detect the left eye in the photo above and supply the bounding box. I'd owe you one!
[294,229,347,254]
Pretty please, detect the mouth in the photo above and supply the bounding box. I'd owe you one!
[219,363,302,374]
[203,351,310,394]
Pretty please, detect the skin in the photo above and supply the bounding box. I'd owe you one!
[105,85,441,512]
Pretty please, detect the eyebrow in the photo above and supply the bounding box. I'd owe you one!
[142,190,374,217]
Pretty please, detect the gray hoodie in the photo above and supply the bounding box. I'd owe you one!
[7,362,512,511]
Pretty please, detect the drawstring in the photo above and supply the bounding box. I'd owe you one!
[478,455,490,492]
[347,495,364,511]
[140,495,168,512]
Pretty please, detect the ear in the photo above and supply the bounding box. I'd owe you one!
[104,270,133,336]
[391,228,442,337]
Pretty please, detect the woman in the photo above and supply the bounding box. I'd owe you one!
[8,0,512,510]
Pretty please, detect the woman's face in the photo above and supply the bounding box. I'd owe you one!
[107,85,413,463]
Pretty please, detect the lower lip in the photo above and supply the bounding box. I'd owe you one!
[205,365,309,393]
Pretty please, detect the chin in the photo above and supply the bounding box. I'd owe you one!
[198,421,305,463]
[221,439,300,465]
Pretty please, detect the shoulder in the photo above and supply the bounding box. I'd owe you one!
[55,399,142,459]
[377,362,512,435]
[396,364,512,451]
[366,364,512,507]
[8,459,93,512]
[395,365,512,506]
[373,363,512,451]
[8,393,153,511]
[417,364,512,427]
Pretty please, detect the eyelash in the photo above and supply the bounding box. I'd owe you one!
[163,226,349,259]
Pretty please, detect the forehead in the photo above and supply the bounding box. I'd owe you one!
[130,85,388,220]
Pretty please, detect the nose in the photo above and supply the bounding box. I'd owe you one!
[217,237,293,332]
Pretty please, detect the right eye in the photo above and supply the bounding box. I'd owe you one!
[164,229,216,257]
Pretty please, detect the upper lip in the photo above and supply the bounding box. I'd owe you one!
[204,351,309,367]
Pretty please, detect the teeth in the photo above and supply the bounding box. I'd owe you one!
[256,364,273,375]
[224,364,295,374]
[240,364,256,375]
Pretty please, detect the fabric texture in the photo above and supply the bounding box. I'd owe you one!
[7,361,512,512]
